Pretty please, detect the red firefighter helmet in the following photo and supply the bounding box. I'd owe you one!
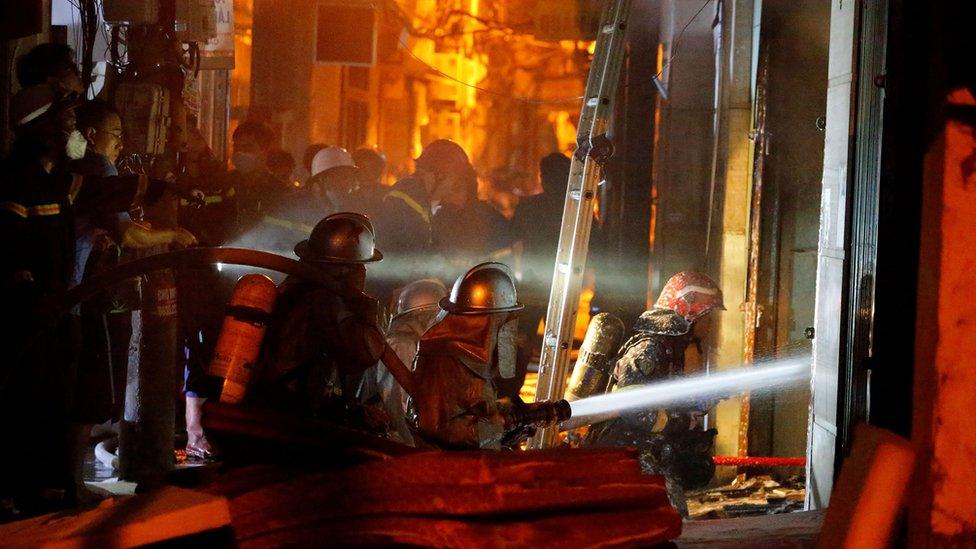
[654,271,725,323]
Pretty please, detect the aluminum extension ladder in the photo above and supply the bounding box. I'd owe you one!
[530,0,632,448]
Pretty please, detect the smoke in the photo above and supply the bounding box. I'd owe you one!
[561,355,811,430]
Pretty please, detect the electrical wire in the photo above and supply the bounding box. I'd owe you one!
[653,0,713,82]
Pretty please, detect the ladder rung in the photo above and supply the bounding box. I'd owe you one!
[531,0,632,450]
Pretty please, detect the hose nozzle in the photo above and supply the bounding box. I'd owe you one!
[511,399,572,429]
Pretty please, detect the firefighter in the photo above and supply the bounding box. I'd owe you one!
[371,139,475,303]
[349,147,387,218]
[374,139,473,254]
[407,262,529,450]
[430,161,512,265]
[231,121,281,234]
[359,278,448,444]
[0,83,199,509]
[584,271,725,515]
[307,146,357,216]
[249,146,357,256]
[250,212,387,422]
[14,43,84,95]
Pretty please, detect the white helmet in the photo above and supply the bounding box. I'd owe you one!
[310,146,354,177]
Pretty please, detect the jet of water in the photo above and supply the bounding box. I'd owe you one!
[561,356,811,430]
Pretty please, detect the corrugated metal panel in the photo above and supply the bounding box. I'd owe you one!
[837,0,888,459]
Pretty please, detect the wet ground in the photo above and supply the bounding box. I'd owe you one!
[82,436,205,497]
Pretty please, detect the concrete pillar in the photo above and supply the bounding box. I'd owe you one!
[251,0,320,165]
[910,88,976,546]
[708,0,756,461]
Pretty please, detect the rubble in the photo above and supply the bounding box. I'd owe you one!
[686,474,806,520]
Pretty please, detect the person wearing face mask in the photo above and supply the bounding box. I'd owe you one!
[307,146,357,216]
[243,146,356,258]
[229,120,280,235]
[66,99,197,497]
[0,83,199,512]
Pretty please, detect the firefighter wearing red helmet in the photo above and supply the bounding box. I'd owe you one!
[248,213,388,421]
[654,271,726,323]
[585,271,725,516]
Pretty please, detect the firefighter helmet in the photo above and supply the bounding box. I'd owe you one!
[395,278,448,318]
[415,139,471,175]
[440,262,523,315]
[310,146,354,177]
[294,212,383,263]
[655,271,725,322]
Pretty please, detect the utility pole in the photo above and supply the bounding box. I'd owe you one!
[109,0,199,485]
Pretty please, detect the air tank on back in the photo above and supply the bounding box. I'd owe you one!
[564,312,626,401]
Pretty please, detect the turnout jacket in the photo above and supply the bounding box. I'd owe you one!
[253,276,384,416]
[0,159,167,298]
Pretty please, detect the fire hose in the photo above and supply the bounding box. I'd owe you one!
[712,456,806,467]
[24,247,566,435]
[47,246,420,397]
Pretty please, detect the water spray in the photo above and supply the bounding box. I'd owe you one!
[508,356,810,437]
[559,356,811,430]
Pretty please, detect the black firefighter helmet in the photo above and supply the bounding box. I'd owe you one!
[294,212,383,263]
[440,262,523,315]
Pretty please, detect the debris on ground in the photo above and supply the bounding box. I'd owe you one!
[686,474,806,519]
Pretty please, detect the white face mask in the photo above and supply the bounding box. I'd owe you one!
[65,130,88,160]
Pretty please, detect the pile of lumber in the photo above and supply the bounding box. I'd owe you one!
[200,448,681,547]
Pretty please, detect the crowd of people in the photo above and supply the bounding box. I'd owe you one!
[0,43,573,518]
